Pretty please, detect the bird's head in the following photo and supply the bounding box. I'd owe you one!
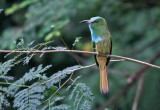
[80,16,108,31]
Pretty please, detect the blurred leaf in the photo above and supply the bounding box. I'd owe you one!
[5,0,39,15]
[44,32,54,41]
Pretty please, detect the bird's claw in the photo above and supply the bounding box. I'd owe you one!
[106,54,110,58]
[96,52,99,57]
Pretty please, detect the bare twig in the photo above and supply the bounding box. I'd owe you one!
[0,82,29,87]
[132,73,145,110]
[110,54,160,69]
[0,49,160,69]
[110,59,126,62]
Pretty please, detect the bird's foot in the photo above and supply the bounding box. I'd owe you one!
[106,54,110,58]
[96,52,99,57]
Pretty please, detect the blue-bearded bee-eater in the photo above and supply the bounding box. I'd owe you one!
[80,16,112,94]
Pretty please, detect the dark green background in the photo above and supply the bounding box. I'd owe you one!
[0,0,160,110]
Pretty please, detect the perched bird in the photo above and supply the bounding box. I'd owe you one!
[80,16,112,94]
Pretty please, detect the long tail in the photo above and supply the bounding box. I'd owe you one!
[99,65,109,94]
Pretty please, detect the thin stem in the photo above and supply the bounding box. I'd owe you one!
[0,82,29,87]
[49,100,51,110]
[59,36,70,50]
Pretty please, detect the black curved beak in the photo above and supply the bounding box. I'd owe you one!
[79,20,91,24]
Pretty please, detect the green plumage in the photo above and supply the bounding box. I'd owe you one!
[80,16,112,94]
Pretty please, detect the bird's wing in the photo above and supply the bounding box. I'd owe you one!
[92,42,99,67]
[106,37,112,66]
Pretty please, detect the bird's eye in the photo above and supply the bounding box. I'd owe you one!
[95,20,98,23]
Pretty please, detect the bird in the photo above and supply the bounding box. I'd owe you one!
[80,16,112,94]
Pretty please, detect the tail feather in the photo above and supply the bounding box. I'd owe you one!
[99,66,109,94]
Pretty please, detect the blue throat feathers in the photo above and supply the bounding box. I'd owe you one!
[89,25,103,43]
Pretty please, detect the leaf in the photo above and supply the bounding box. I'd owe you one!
[13,86,45,110]
[0,76,14,80]
[72,37,82,47]
[0,59,15,75]
[42,96,70,110]
[45,65,81,88]
[0,93,10,108]
[44,32,54,41]
[68,83,95,110]
[17,38,24,46]
[8,64,52,94]
[66,75,81,91]
[5,0,39,15]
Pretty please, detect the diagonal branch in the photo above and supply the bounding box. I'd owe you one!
[131,72,145,110]
[0,49,160,69]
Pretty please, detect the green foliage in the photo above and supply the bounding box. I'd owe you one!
[13,86,45,110]
[0,87,11,108]
[69,83,94,110]
[46,65,81,88]
[66,75,95,110]
[0,40,94,110]
[0,54,94,109]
